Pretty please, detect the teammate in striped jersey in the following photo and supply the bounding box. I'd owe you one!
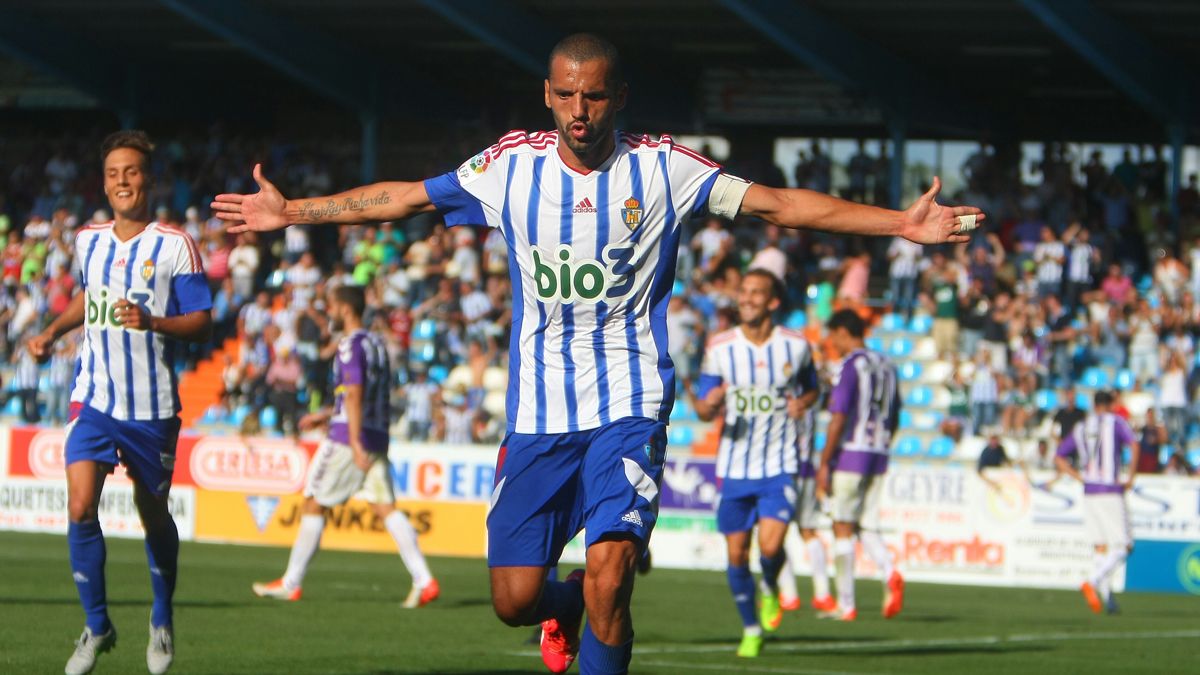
[695,269,818,658]
[213,34,982,675]
[252,285,439,608]
[816,310,902,622]
[28,131,213,675]
[1055,391,1140,614]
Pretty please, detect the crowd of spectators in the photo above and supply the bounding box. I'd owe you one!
[1,130,1198,474]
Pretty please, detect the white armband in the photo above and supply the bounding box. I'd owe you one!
[707,173,753,219]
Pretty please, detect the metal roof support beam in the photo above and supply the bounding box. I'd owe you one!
[0,8,136,120]
[718,0,976,133]
[158,0,376,110]
[414,0,556,78]
[1020,0,1189,126]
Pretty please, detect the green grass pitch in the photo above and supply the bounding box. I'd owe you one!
[1,531,1196,674]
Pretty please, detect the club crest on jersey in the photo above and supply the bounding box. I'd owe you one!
[621,197,643,231]
[141,259,155,281]
[783,362,794,378]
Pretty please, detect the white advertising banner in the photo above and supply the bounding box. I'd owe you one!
[0,477,196,540]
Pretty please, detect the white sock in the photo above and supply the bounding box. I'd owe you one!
[834,537,857,611]
[1093,552,1111,601]
[282,514,326,589]
[1090,548,1128,588]
[384,511,433,588]
[806,537,831,599]
[860,530,895,581]
[775,556,798,601]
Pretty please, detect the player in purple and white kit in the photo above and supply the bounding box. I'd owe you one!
[816,310,903,621]
[28,131,213,675]
[213,34,982,675]
[1055,391,1140,614]
[252,285,439,609]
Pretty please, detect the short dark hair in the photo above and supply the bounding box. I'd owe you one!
[100,129,154,167]
[744,268,784,302]
[1094,390,1113,407]
[548,33,623,91]
[828,308,866,338]
[332,284,366,319]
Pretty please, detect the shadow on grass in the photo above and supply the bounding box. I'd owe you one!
[683,634,885,645]
[364,671,533,675]
[847,644,1052,658]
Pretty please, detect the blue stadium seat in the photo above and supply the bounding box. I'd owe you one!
[1115,369,1135,391]
[894,435,922,457]
[200,405,223,425]
[887,337,913,358]
[784,310,807,329]
[670,398,691,421]
[413,319,437,340]
[898,361,923,382]
[926,437,955,458]
[1075,391,1092,410]
[906,386,933,407]
[4,397,21,417]
[1189,449,1200,469]
[813,431,827,451]
[915,411,945,431]
[880,313,906,332]
[1035,389,1059,411]
[668,425,694,446]
[231,404,252,426]
[908,315,933,335]
[259,406,278,429]
[865,337,884,352]
[1081,367,1110,390]
[898,409,913,430]
[415,343,436,363]
[428,365,449,384]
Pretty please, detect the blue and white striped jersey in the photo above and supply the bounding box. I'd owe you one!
[697,327,819,480]
[425,130,722,434]
[71,222,211,420]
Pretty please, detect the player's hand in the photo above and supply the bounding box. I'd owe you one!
[211,164,290,234]
[26,330,56,364]
[298,413,326,431]
[899,176,986,245]
[785,395,808,419]
[352,446,373,472]
[114,300,152,331]
[815,464,830,501]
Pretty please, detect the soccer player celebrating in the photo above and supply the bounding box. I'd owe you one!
[694,269,819,658]
[1055,391,1140,614]
[213,34,980,674]
[815,309,902,622]
[252,285,438,608]
[28,131,213,675]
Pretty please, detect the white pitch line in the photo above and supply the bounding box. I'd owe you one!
[505,629,1200,662]
[637,659,866,675]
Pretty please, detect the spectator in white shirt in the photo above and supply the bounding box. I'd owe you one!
[1034,226,1065,299]
[887,237,923,319]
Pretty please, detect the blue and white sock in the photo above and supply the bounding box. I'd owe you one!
[69,520,111,634]
[726,564,758,628]
[579,623,633,675]
[144,516,179,628]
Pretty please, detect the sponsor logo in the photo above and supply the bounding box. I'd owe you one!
[189,438,308,493]
[1178,544,1200,595]
[85,288,155,329]
[27,429,134,484]
[531,244,639,304]
[896,531,1005,568]
[621,510,644,527]
[660,459,718,510]
[983,473,1031,523]
[620,197,643,230]
[573,197,597,214]
[246,495,280,533]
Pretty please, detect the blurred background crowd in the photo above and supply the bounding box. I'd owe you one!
[1,130,1198,475]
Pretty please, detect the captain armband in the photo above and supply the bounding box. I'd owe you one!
[707,173,753,219]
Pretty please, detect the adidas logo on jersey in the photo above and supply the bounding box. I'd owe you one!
[621,510,643,527]
[573,197,597,214]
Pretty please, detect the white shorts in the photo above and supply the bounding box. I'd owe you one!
[303,439,394,507]
[1084,494,1131,549]
[830,470,883,528]
[795,475,821,530]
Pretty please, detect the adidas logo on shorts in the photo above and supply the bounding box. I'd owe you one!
[621,510,643,527]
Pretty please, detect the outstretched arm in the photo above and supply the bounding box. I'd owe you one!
[738,176,984,245]
[211,164,437,233]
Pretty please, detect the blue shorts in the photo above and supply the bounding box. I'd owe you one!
[65,405,181,496]
[715,474,798,535]
[487,417,667,568]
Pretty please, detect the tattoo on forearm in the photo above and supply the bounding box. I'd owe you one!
[297,191,391,220]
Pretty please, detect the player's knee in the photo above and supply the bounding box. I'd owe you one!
[585,539,638,601]
[760,542,782,559]
[67,496,98,523]
[727,549,749,568]
[491,591,536,627]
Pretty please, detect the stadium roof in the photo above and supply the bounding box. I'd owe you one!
[1,0,1197,144]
